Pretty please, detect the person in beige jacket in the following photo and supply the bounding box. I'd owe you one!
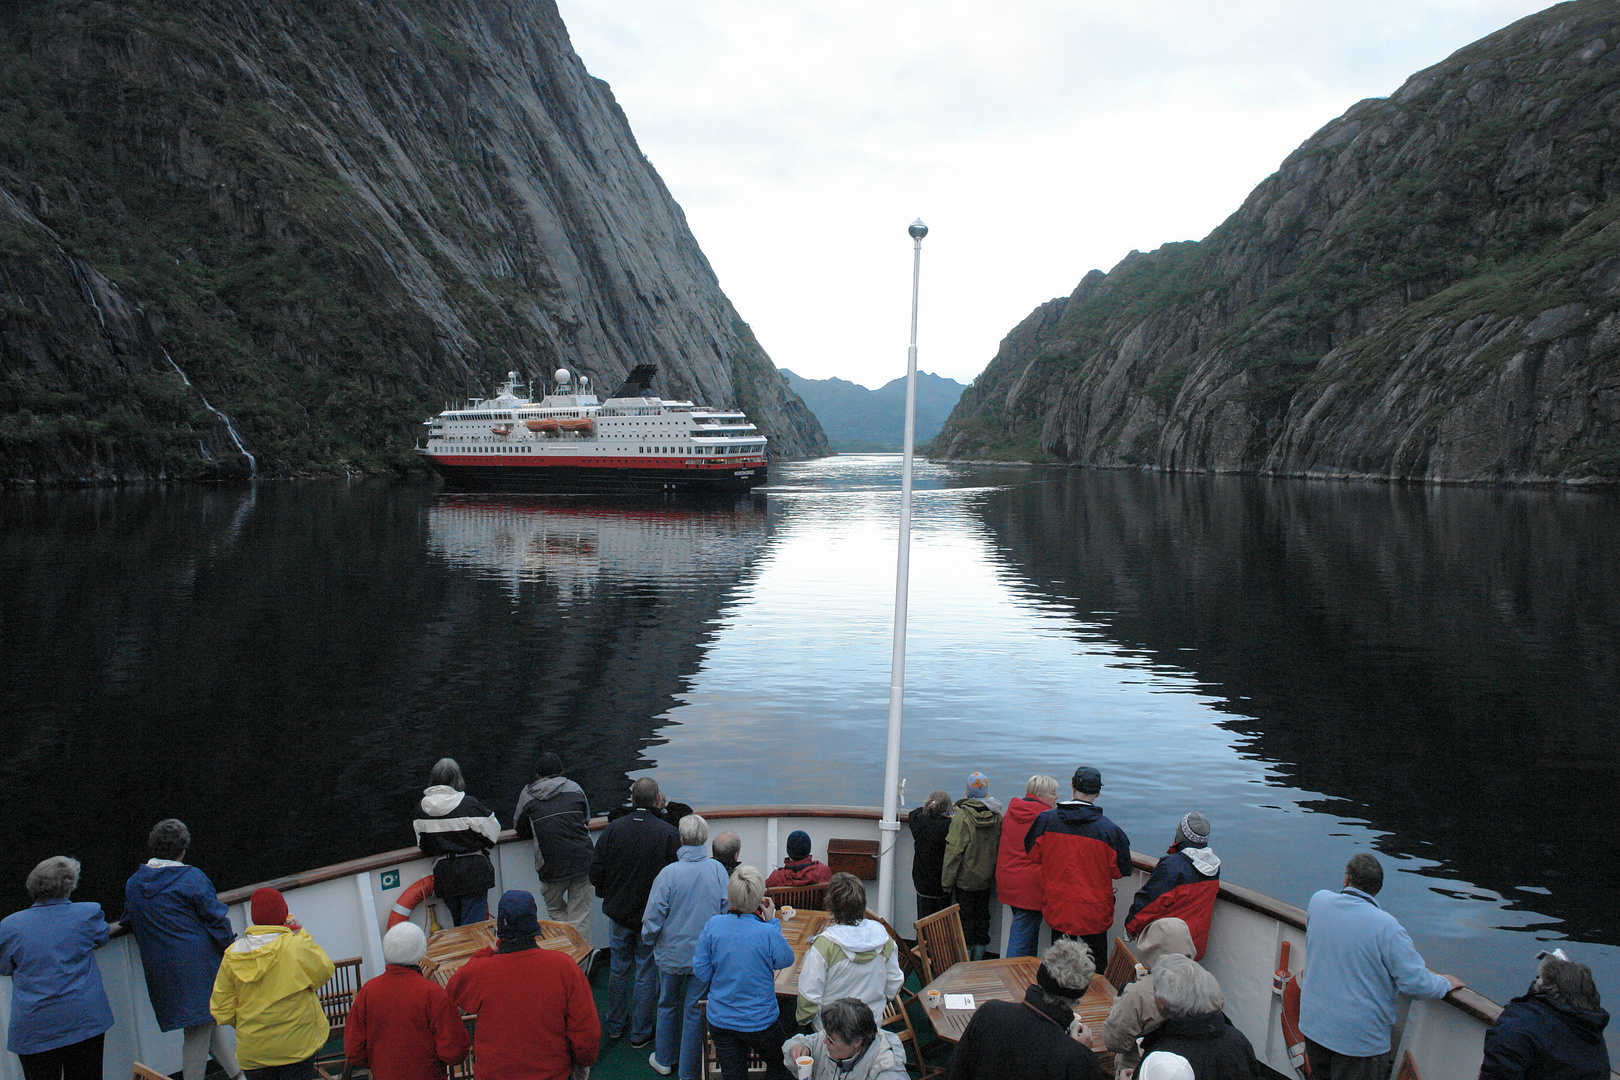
[1101,918,1223,1080]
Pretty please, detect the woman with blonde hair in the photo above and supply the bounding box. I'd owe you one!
[692,867,794,1080]
[995,775,1060,957]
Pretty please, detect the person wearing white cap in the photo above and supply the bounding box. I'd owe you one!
[1137,1053,1195,1080]
[345,923,470,1080]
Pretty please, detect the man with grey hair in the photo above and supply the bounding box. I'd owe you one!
[1480,949,1610,1078]
[591,776,680,1049]
[712,831,742,876]
[643,815,731,1077]
[513,751,594,939]
[1299,853,1462,1079]
[784,997,909,1080]
[943,939,1105,1079]
[1137,955,1260,1077]
[413,757,500,926]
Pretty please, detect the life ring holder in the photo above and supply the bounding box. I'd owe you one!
[386,874,435,929]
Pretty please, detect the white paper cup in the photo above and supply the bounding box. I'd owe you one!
[925,989,942,1007]
[780,906,796,921]
[796,1055,814,1079]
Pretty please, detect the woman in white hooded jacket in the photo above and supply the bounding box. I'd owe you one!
[795,874,904,1029]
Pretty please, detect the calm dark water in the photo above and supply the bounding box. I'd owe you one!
[1,458,1617,1022]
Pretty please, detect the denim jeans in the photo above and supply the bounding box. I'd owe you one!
[709,1020,793,1080]
[1006,906,1044,958]
[607,918,659,1041]
[655,967,708,1079]
[445,892,488,926]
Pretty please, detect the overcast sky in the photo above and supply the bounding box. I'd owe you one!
[553,1,1559,389]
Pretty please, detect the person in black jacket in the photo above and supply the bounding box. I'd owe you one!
[513,752,594,940]
[413,758,500,926]
[943,940,1104,1080]
[1138,955,1260,1079]
[1480,950,1611,1080]
[908,791,953,920]
[590,776,679,1048]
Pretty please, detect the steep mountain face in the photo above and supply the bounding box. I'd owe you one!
[781,369,965,452]
[933,0,1620,484]
[0,0,828,484]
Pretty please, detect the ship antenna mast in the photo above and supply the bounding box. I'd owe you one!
[877,218,928,923]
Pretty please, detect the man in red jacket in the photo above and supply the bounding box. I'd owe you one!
[447,891,600,1080]
[345,922,470,1080]
[1024,766,1132,972]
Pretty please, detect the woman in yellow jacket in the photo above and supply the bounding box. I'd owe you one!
[210,888,335,1080]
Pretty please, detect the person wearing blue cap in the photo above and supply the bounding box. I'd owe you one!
[447,891,600,1080]
[766,831,831,889]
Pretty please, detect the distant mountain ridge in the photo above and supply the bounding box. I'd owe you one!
[931,0,1620,484]
[781,369,965,452]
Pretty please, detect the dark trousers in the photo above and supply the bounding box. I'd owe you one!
[954,888,992,948]
[1305,1037,1393,1080]
[19,1034,103,1080]
[710,1020,793,1080]
[915,892,950,921]
[445,893,488,926]
[1057,930,1110,974]
[243,1060,315,1080]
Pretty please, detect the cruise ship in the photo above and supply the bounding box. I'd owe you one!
[417,365,768,494]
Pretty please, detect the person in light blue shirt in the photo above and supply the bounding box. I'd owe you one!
[643,814,729,1079]
[0,857,115,1080]
[1298,853,1463,1079]
[692,865,794,1080]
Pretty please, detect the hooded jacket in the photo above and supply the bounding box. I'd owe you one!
[942,798,1003,893]
[123,860,236,1031]
[1125,844,1221,959]
[642,844,730,973]
[1138,1010,1261,1079]
[414,787,501,898]
[781,1029,910,1080]
[512,776,593,882]
[0,899,114,1056]
[1102,918,1223,1074]
[590,807,679,928]
[908,807,953,900]
[994,796,1049,911]
[210,925,335,1069]
[794,918,904,1027]
[1024,801,1132,936]
[1480,989,1611,1080]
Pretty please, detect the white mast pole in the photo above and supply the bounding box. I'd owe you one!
[877,218,928,924]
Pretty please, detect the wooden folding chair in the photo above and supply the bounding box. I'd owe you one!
[912,904,968,984]
[766,882,830,911]
[314,957,364,1074]
[871,914,923,1000]
[1104,937,1140,993]
[132,1066,171,1080]
[701,1000,770,1078]
[1394,1049,1423,1080]
[881,994,945,1080]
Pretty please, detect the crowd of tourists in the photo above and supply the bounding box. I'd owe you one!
[0,757,1609,1080]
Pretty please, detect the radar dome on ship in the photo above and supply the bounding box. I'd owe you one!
[555,368,572,384]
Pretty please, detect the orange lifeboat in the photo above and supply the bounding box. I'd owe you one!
[491,425,511,436]
[557,417,594,432]
[526,418,560,432]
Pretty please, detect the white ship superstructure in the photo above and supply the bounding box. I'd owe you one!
[419,364,768,493]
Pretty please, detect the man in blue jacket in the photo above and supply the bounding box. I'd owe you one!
[1299,853,1463,1079]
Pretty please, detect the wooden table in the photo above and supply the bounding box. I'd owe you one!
[422,918,594,986]
[920,957,1116,1068]
[773,909,833,997]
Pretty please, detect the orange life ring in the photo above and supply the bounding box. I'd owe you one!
[386,874,435,929]
[1274,939,1311,1076]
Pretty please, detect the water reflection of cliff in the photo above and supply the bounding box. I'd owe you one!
[0,483,770,915]
[978,471,1620,942]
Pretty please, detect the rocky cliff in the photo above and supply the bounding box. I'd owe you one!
[0,0,828,484]
[932,0,1620,484]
